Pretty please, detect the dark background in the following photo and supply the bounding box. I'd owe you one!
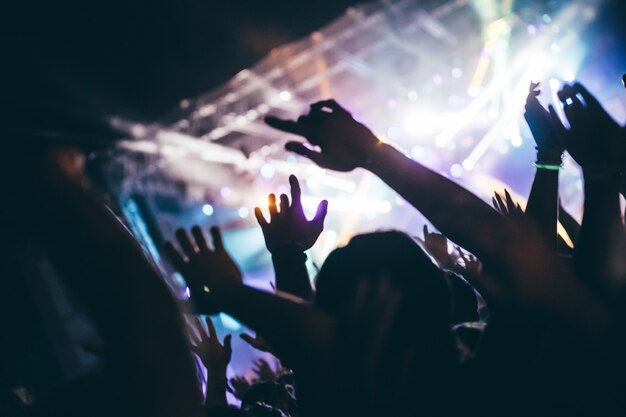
[1,0,624,140]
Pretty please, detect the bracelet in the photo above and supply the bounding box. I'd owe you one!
[534,162,562,171]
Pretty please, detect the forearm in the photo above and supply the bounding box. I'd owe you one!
[525,168,559,247]
[576,171,625,289]
[217,283,333,369]
[364,143,508,261]
[272,245,313,300]
[205,377,229,407]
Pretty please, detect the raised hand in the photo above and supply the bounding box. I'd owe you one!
[165,226,242,312]
[255,175,328,253]
[524,82,566,165]
[251,358,278,382]
[454,248,482,279]
[417,225,456,269]
[557,83,623,171]
[265,99,380,171]
[188,316,232,377]
[492,190,523,218]
[228,375,251,400]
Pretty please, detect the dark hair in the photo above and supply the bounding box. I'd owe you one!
[315,230,452,327]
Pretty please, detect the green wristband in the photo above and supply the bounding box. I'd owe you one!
[534,162,562,171]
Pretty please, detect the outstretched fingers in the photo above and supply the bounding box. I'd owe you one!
[254,207,269,228]
[176,228,197,258]
[223,334,232,352]
[191,226,209,252]
[279,194,290,213]
[310,99,350,115]
[205,316,217,340]
[210,226,224,252]
[164,241,187,271]
[268,193,278,219]
[289,174,302,208]
[284,141,328,167]
[264,116,305,136]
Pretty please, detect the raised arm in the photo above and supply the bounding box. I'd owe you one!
[187,316,232,407]
[254,175,328,300]
[523,82,566,248]
[558,83,626,290]
[164,226,334,370]
[265,100,510,265]
[165,226,335,417]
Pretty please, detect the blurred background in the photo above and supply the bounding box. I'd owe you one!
[1,0,624,404]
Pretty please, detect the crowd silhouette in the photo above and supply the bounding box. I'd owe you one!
[2,49,626,416]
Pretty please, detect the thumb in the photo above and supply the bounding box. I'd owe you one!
[313,199,329,225]
[223,334,232,352]
[285,142,328,167]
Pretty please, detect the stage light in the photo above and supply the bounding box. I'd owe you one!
[238,207,250,219]
[202,204,214,216]
[563,70,576,82]
[246,109,259,120]
[235,115,247,126]
[511,135,523,147]
[462,159,475,171]
[260,163,276,179]
[387,126,401,140]
[161,145,187,158]
[450,164,463,178]
[220,187,232,198]
[407,90,419,101]
[549,78,561,90]
[279,90,292,101]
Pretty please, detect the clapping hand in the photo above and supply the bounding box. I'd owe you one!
[557,83,623,172]
[165,226,242,312]
[255,175,328,253]
[524,82,566,164]
[266,99,380,172]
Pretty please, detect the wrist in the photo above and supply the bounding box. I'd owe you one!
[363,141,395,173]
[534,162,562,171]
[535,148,563,166]
[271,243,308,261]
[206,373,228,386]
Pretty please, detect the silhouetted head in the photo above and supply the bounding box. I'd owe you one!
[315,231,452,327]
